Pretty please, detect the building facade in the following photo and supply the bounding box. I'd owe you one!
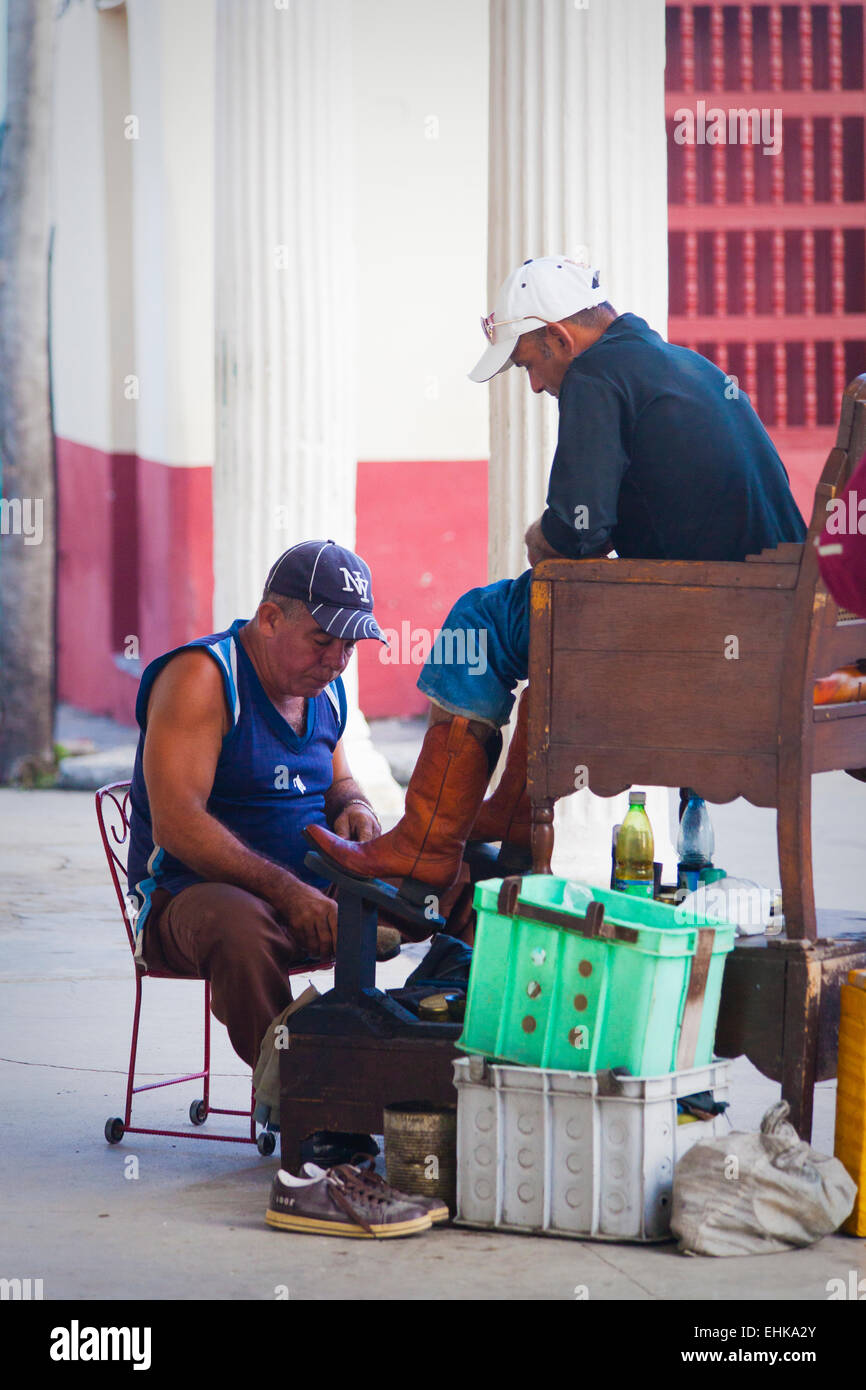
[50,1,861,728]
[51,0,489,724]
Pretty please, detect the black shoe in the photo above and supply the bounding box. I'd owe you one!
[299,1130,379,1168]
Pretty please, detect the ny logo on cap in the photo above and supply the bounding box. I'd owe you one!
[339,567,370,602]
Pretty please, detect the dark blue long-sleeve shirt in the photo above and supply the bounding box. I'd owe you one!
[540,314,807,562]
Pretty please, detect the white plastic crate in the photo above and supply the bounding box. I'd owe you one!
[454,1055,731,1242]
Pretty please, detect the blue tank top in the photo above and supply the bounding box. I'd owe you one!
[127,618,347,942]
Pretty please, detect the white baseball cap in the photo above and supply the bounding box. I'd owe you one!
[469,254,608,383]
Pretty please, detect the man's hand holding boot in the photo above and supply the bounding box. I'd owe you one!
[332,801,381,843]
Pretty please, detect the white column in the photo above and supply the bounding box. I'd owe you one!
[213,0,401,811]
[486,0,675,879]
[126,0,215,468]
[116,0,217,663]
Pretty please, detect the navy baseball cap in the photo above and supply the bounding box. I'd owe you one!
[264,539,388,644]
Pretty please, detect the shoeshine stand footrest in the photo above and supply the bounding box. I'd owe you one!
[304,848,445,1000]
[278,852,460,1173]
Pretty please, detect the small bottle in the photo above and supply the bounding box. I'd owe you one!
[614,791,654,897]
[677,791,715,895]
[609,824,621,890]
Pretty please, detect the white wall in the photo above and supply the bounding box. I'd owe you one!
[126,0,214,466]
[51,1,114,452]
[352,0,489,461]
[53,0,484,467]
[51,0,214,466]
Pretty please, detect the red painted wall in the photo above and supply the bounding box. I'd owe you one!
[135,455,214,666]
[60,437,817,728]
[355,459,489,718]
[56,437,213,726]
[57,443,486,725]
[665,0,866,521]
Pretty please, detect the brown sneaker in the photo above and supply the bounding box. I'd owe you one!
[265,1165,432,1238]
[304,1160,450,1225]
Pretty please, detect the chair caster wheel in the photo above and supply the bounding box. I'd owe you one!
[257,1130,277,1156]
[190,1099,208,1126]
[105,1117,125,1144]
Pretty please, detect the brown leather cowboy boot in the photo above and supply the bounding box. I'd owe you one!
[469,687,530,848]
[305,715,493,894]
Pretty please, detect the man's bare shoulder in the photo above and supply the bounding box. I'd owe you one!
[146,647,230,733]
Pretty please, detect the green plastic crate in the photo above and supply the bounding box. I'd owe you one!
[457,875,736,1074]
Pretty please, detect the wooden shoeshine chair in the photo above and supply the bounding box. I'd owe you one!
[526,375,866,1139]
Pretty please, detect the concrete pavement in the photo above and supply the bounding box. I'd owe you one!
[1,781,864,1301]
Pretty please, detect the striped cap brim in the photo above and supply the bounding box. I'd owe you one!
[307,600,388,645]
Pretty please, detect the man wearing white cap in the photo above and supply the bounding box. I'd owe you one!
[307,255,806,893]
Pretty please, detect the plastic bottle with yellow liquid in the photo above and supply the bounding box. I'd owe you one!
[613,790,654,898]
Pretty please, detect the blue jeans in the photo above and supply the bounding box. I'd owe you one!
[416,570,531,727]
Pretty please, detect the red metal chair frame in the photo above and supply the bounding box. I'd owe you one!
[96,781,327,1148]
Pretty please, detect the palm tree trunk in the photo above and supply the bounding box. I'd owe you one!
[0,0,56,783]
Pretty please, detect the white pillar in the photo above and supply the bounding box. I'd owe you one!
[126,0,215,471]
[213,0,401,812]
[486,0,675,880]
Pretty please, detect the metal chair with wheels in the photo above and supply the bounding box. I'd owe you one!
[96,780,329,1155]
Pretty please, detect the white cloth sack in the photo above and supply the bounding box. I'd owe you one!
[671,1101,857,1256]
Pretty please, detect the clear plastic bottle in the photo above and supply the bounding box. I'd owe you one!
[677,791,715,894]
[613,791,654,897]
[677,791,715,867]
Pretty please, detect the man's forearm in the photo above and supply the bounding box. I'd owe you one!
[152,804,302,908]
[324,775,375,827]
[525,515,565,566]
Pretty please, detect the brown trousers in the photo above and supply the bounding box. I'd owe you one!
[140,870,474,1072]
[141,883,310,1071]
